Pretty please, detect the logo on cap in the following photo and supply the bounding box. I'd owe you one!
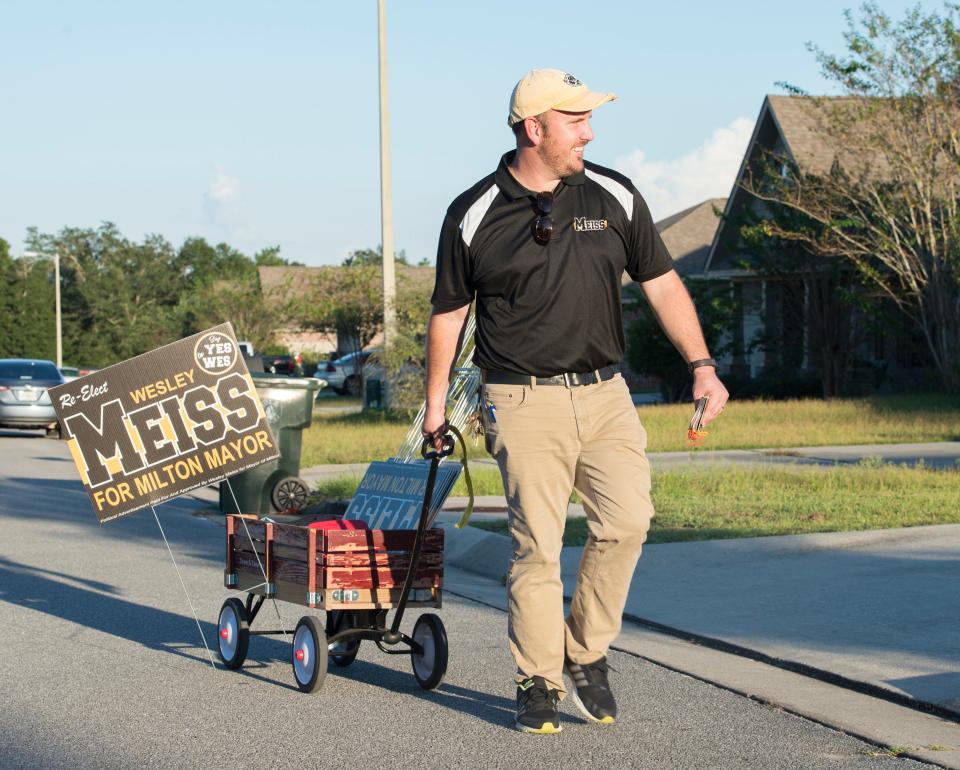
[563,73,582,87]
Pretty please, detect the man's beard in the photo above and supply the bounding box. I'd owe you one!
[538,136,584,178]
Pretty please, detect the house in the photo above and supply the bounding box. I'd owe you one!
[699,95,932,393]
[257,264,435,357]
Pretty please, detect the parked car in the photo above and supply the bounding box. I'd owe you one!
[261,352,303,376]
[321,349,379,395]
[0,359,65,437]
[59,365,99,383]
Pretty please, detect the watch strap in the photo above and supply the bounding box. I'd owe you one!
[688,357,717,374]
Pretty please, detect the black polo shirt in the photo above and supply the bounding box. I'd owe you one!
[432,151,674,377]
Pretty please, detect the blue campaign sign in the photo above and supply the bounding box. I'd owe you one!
[344,460,462,529]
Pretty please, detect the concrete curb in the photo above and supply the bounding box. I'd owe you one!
[438,522,512,584]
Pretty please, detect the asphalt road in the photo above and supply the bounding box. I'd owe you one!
[0,429,937,769]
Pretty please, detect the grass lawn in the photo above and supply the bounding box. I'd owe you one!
[300,393,960,466]
[469,461,960,545]
[638,392,960,452]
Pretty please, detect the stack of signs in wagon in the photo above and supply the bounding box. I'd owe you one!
[49,323,280,523]
[344,460,462,529]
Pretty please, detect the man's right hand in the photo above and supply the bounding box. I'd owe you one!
[421,408,448,451]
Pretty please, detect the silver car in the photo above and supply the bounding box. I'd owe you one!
[0,359,64,436]
[318,349,379,396]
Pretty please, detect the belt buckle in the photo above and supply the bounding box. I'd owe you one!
[562,372,580,388]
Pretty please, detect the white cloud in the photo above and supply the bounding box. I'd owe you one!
[615,117,753,221]
[207,168,240,204]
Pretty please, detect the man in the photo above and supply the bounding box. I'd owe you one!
[423,69,728,734]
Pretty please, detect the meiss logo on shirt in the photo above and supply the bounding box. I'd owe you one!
[573,217,608,232]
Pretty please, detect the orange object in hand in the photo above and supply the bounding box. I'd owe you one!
[687,396,710,447]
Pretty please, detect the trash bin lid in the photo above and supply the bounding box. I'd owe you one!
[250,373,321,391]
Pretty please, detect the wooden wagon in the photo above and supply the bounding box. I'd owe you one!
[217,513,448,693]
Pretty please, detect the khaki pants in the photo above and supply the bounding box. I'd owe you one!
[482,374,654,696]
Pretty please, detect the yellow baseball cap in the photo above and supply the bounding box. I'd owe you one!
[508,69,616,127]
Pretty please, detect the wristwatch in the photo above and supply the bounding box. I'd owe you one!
[687,358,717,374]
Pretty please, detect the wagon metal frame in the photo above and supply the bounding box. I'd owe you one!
[217,439,456,693]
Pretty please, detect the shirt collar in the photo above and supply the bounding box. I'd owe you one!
[494,151,587,201]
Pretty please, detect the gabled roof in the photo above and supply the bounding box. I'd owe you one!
[704,95,819,274]
[654,198,726,278]
[704,94,884,274]
[618,197,726,287]
[765,95,839,176]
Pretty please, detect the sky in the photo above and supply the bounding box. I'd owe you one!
[1,0,919,266]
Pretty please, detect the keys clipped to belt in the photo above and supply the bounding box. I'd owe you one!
[466,389,498,445]
[466,387,484,444]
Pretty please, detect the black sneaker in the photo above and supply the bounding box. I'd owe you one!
[564,657,617,724]
[515,676,562,734]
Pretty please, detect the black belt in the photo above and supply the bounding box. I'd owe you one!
[481,364,619,388]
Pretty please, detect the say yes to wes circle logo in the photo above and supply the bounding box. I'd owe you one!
[194,332,238,375]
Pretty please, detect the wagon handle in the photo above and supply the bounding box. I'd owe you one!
[420,433,455,459]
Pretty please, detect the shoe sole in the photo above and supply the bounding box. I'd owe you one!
[564,670,616,725]
[515,721,562,734]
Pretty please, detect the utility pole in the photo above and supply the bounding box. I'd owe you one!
[377,0,397,366]
[54,252,62,368]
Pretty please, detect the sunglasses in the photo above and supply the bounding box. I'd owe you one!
[532,191,554,244]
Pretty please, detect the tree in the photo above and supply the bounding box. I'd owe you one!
[4,224,302,367]
[342,244,409,267]
[255,245,303,268]
[741,3,960,391]
[0,240,57,360]
[180,275,286,351]
[27,224,184,366]
[292,252,434,409]
[376,274,434,413]
[297,265,383,358]
[0,238,17,356]
[174,237,258,289]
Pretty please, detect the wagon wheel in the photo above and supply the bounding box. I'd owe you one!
[292,616,328,694]
[326,610,369,667]
[410,613,448,690]
[272,476,310,512]
[217,597,250,670]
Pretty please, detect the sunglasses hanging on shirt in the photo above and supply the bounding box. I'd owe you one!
[532,191,554,244]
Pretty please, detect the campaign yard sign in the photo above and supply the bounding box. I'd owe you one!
[344,460,462,529]
[49,323,280,523]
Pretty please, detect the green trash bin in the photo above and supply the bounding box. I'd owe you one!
[219,373,320,515]
[364,377,383,409]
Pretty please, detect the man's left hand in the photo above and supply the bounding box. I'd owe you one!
[693,368,729,425]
